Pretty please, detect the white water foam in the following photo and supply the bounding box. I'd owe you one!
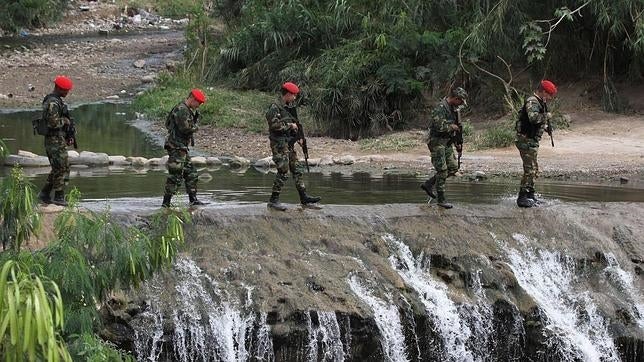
[347,275,409,362]
[306,310,346,362]
[506,234,621,361]
[604,253,644,330]
[383,234,475,362]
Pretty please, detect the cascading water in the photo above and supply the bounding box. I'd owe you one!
[131,257,274,361]
[384,233,479,362]
[347,275,410,362]
[603,252,644,329]
[305,310,346,362]
[505,233,621,362]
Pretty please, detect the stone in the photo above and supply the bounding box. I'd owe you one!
[620,177,629,184]
[67,150,80,158]
[306,158,320,167]
[127,157,149,167]
[17,150,38,158]
[334,155,355,165]
[75,151,109,166]
[141,74,156,83]
[106,95,120,100]
[319,155,334,166]
[109,155,130,166]
[230,156,250,168]
[474,171,487,180]
[3,155,50,167]
[254,156,275,168]
[206,157,221,165]
[133,59,146,68]
[191,156,207,166]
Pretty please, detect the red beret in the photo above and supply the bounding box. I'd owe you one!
[282,82,300,95]
[191,88,206,103]
[54,75,73,91]
[540,80,557,95]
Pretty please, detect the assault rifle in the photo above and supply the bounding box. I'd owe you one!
[61,104,78,149]
[190,110,200,147]
[544,103,554,147]
[453,107,464,169]
[286,105,310,172]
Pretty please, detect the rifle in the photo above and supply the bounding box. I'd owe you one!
[61,104,78,149]
[286,105,310,172]
[453,107,464,169]
[544,103,554,147]
[190,110,200,147]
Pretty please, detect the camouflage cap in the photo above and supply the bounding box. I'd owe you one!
[450,87,468,100]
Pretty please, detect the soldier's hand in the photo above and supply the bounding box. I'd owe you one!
[63,117,71,125]
[289,123,298,130]
[297,139,304,146]
[450,124,460,131]
[545,112,553,120]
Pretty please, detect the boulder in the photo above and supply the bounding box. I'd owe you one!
[109,155,130,166]
[191,156,207,166]
[3,154,50,167]
[319,155,334,166]
[17,150,38,158]
[127,157,149,167]
[206,157,221,165]
[133,60,146,68]
[229,156,250,168]
[76,151,109,166]
[254,156,275,168]
[67,150,80,158]
[334,155,355,165]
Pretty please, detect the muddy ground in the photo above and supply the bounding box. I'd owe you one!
[1,1,643,182]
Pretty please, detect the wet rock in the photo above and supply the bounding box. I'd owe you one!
[334,155,355,165]
[75,151,109,166]
[141,74,156,83]
[67,150,80,158]
[147,157,164,166]
[307,158,320,167]
[191,156,207,166]
[474,170,487,180]
[229,156,250,168]
[3,154,50,167]
[620,177,629,184]
[133,59,146,68]
[127,157,149,167]
[18,150,38,158]
[254,156,275,168]
[106,95,120,100]
[108,155,130,165]
[206,157,221,165]
[319,155,334,166]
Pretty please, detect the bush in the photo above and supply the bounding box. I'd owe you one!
[0,0,67,32]
[475,121,516,149]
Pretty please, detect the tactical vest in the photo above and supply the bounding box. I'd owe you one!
[516,97,547,139]
[33,94,64,136]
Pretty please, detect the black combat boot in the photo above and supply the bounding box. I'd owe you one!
[38,183,53,204]
[188,192,209,206]
[51,191,67,207]
[436,191,453,209]
[267,192,287,211]
[420,176,436,198]
[516,190,535,208]
[526,189,539,204]
[162,194,173,208]
[298,189,321,205]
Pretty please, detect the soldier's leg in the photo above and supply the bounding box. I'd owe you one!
[46,139,69,206]
[445,145,459,177]
[430,144,452,208]
[289,148,320,204]
[163,148,186,206]
[526,146,540,202]
[182,154,207,205]
[515,140,535,207]
[421,144,437,198]
[268,140,289,210]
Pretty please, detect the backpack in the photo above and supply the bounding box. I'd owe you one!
[33,94,63,136]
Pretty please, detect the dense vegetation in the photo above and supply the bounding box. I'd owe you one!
[0,0,68,33]
[189,0,643,139]
[0,167,189,360]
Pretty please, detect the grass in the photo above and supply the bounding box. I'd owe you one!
[116,0,201,18]
[133,73,275,133]
[358,133,422,152]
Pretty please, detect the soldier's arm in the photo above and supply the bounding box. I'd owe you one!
[43,101,65,129]
[430,106,452,134]
[174,107,197,135]
[266,104,289,133]
[526,98,548,124]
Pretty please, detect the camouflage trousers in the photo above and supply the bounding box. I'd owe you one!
[428,139,458,193]
[270,138,305,194]
[164,147,198,195]
[44,135,69,192]
[515,136,540,193]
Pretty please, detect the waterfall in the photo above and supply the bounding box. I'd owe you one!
[306,310,346,362]
[131,257,274,361]
[506,233,621,362]
[603,253,644,329]
[383,234,476,362]
[347,275,410,362]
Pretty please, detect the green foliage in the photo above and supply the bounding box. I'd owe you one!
[0,139,7,158]
[133,72,274,133]
[0,0,67,32]
[68,333,134,362]
[0,167,41,251]
[358,133,421,152]
[474,120,516,149]
[0,260,72,361]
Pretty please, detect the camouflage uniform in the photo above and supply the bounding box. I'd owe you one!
[266,101,306,194]
[515,95,548,195]
[42,94,70,193]
[426,98,460,194]
[164,102,199,196]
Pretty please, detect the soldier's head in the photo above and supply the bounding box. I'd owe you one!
[187,88,206,109]
[447,87,467,107]
[53,75,73,97]
[281,82,300,104]
[536,80,557,101]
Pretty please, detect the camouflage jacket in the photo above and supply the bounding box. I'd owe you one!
[266,100,296,140]
[165,101,198,150]
[42,94,68,136]
[516,94,548,141]
[426,98,458,144]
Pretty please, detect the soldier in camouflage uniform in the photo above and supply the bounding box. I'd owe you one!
[161,89,208,207]
[266,82,320,211]
[38,76,74,206]
[515,80,557,208]
[420,87,468,209]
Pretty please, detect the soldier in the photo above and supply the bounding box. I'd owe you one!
[266,82,320,211]
[515,80,557,208]
[161,89,209,207]
[37,75,74,206]
[420,87,468,209]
